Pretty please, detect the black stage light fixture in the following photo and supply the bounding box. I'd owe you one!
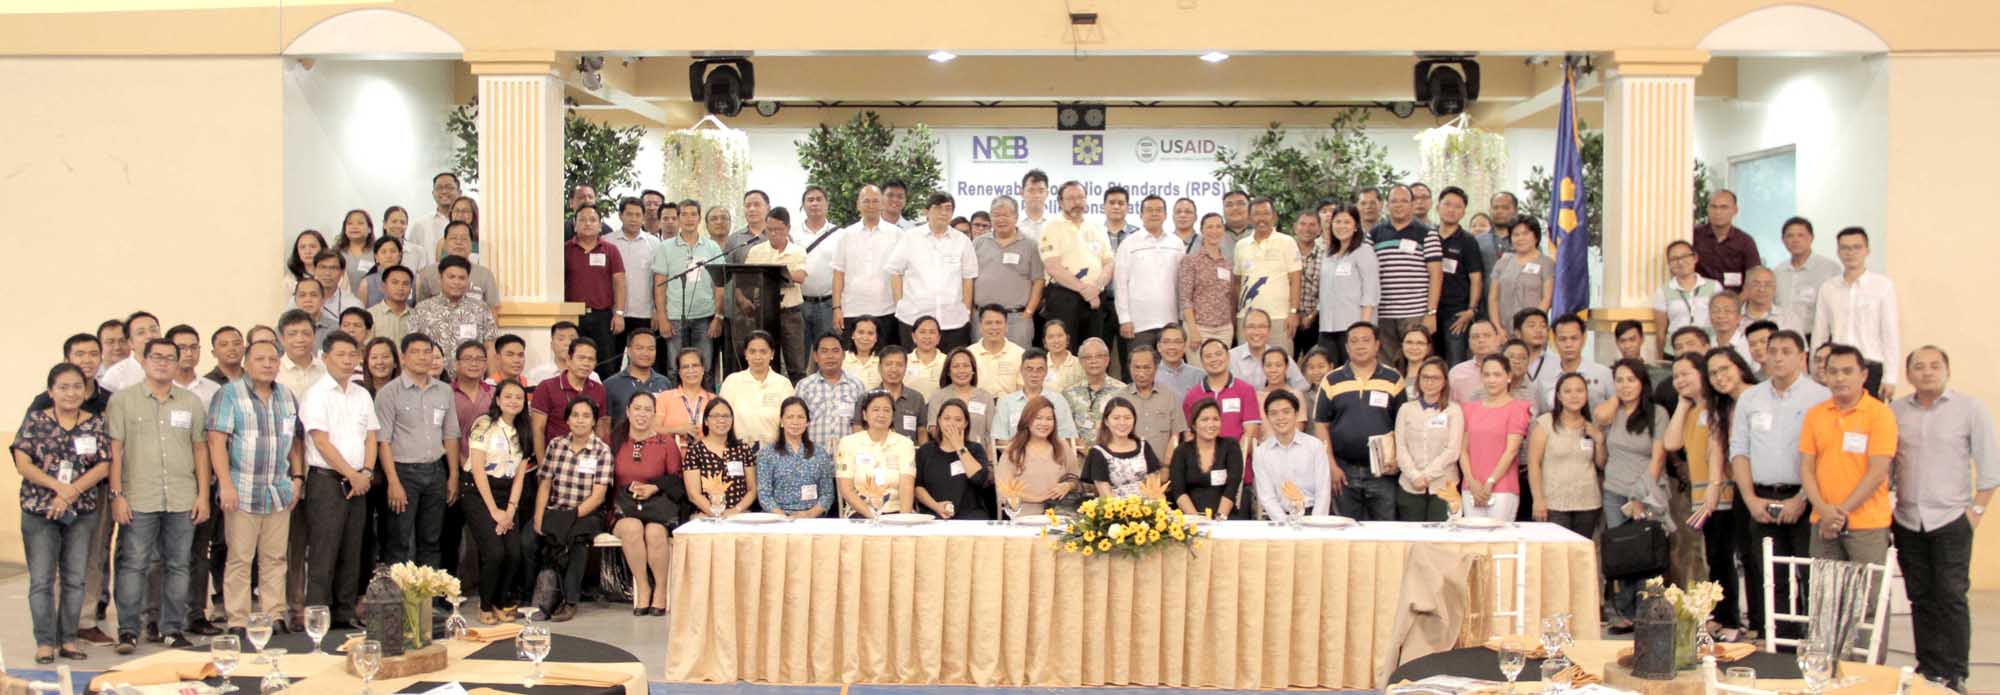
[689,58,756,117]
[1057,103,1106,131]
[1413,57,1481,117]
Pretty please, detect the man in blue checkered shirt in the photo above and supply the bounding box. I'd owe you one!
[205,340,305,636]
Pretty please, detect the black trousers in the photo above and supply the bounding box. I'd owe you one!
[1317,331,1350,369]
[1747,484,1813,641]
[185,491,223,625]
[579,308,618,380]
[1334,462,1397,521]
[1395,487,1451,522]
[1040,285,1101,353]
[529,513,605,604]
[303,471,368,622]
[1545,507,1602,541]
[1893,516,1974,682]
[1703,503,1751,630]
[460,476,524,610]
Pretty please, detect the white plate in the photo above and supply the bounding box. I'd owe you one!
[1008,515,1052,526]
[726,512,788,524]
[1300,515,1356,528]
[1451,517,1505,529]
[878,513,936,525]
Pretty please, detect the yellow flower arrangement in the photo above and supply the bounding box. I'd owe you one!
[1047,494,1205,558]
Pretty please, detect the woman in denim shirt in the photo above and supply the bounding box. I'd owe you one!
[755,397,834,518]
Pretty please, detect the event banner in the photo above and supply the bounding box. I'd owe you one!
[935,128,1251,218]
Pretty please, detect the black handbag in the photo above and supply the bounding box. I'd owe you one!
[1600,519,1670,578]
[615,484,680,524]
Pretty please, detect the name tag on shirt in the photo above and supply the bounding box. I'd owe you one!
[57,462,76,485]
[725,460,744,477]
[1842,432,1868,454]
[169,410,193,429]
[588,253,607,267]
[1209,469,1227,487]
[763,392,781,407]
[800,483,818,501]
[74,437,98,456]
[1368,391,1389,408]
[1580,439,1595,453]
[1523,264,1542,275]
[1429,413,1449,428]
[432,408,447,426]
[489,431,510,449]
[468,286,486,302]
[1221,398,1241,414]
[1398,239,1418,254]
[1724,272,1743,286]
[1698,411,1710,427]
[906,363,925,381]
[949,460,966,477]
[1442,258,1458,274]
[857,453,876,469]
[1750,412,1774,432]
[968,401,988,416]
[901,415,917,431]
[1263,248,1282,263]
[1214,267,1230,281]
[576,456,600,476]
[1002,252,1021,265]
[459,325,478,340]
[1333,263,1354,277]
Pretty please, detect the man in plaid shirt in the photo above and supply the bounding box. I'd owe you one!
[205,340,305,636]
[798,333,866,456]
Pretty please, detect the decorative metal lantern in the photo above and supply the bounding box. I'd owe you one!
[1630,586,1677,680]
[362,566,407,656]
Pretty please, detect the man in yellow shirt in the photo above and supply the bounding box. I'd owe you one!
[971,305,1024,397]
[1799,344,1897,563]
[742,207,809,379]
[1036,181,1114,351]
[1233,197,1303,339]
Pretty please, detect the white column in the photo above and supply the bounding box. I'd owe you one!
[1597,49,1707,347]
[468,51,581,370]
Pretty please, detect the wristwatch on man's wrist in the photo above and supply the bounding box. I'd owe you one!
[1974,504,1988,516]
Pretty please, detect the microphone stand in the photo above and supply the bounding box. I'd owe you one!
[668,236,761,388]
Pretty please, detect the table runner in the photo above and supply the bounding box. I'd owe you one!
[667,519,1601,689]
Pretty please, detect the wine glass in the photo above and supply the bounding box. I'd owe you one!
[1001,495,1022,525]
[1497,643,1527,693]
[519,626,552,686]
[246,613,275,665]
[1538,655,1571,692]
[1540,615,1567,659]
[258,649,289,695]
[1797,644,1834,695]
[302,606,331,655]
[515,606,542,660]
[350,640,382,695]
[444,595,470,641]
[211,635,242,694]
[1724,666,1757,687]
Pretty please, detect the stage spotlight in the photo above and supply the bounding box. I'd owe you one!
[1057,103,1106,131]
[1413,57,1481,117]
[689,58,757,117]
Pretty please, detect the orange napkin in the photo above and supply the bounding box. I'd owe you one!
[1705,642,1757,662]
[539,664,631,687]
[1553,663,1601,686]
[337,634,364,653]
[464,623,525,643]
[1482,636,1549,659]
[1433,484,1464,514]
[997,478,1026,510]
[1279,480,1306,510]
[1139,472,1170,501]
[88,663,219,691]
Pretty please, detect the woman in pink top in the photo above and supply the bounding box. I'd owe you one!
[1458,354,1533,520]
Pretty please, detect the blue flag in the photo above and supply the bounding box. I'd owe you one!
[1548,58,1591,319]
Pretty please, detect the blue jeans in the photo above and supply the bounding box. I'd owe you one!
[666,317,715,389]
[386,459,450,570]
[117,510,193,636]
[801,300,835,352]
[23,510,97,647]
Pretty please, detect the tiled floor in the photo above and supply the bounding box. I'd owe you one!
[2,566,1992,693]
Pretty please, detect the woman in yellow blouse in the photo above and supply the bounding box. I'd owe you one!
[462,381,534,624]
[719,331,793,445]
[1041,319,1085,394]
[835,391,917,517]
[843,319,884,390]
[904,316,949,400]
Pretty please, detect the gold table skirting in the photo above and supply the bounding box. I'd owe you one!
[666,520,1601,689]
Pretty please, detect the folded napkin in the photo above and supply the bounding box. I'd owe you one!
[463,623,524,643]
[1552,663,1602,686]
[88,663,219,691]
[1705,642,1757,662]
[337,634,364,653]
[1481,636,1548,659]
[538,664,631,687]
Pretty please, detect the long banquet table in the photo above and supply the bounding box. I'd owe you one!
[665,518,1601,689]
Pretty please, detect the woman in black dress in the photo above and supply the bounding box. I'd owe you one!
[1167,397,1245,519]
[912,399,993,520]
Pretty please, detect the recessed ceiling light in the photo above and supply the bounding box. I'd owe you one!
[929,51,957,63]
[1200,52,1230,63]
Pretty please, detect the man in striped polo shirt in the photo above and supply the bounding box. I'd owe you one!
[1311,323,1406,520]
[1368,184,1443,368]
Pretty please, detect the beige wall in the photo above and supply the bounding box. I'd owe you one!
[1883,52,2000,589]
[0,56,286,562]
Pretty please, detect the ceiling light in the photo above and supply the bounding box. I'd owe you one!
[689,57,756,117]
[929,51,957,63]
[1200,52,1230,63]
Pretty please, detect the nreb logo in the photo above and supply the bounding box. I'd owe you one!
[971,135,1030,161]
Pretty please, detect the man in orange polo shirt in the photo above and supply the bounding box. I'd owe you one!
[1798,344,1898,562]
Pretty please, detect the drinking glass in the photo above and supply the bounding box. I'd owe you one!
[210,635,242,694]
[444,595,470,641]
[1540,616,1566,658]
[1498,644,1527,693]
[246,613,275,664]
[519,627,553,685]
[1798,644,1834,695]
[302,606,331,655]
[257,649,289,695]
[1539,655,1571,692]
[1002,496,1022,524]
[350,640,382,695]
[1724,666,1757,687]
[514,606,542,660]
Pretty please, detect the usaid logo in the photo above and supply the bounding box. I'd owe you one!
[1135,136,1219,163]
[971,135,1030,162]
